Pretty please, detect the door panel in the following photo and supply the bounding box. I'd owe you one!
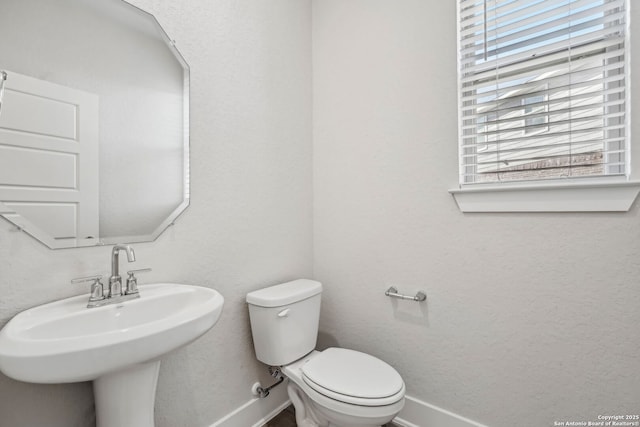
[0,70,99,247]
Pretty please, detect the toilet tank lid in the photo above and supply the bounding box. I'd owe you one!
[246,279,322,307]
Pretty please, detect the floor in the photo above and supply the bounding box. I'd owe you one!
[263,405,296,427]
[264,405,401,427]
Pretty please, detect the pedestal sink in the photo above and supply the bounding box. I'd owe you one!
[0,283,224,427]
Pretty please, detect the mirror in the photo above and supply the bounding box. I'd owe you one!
[0,0,189,249]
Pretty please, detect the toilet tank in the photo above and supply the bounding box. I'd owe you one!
[246,279,322,366]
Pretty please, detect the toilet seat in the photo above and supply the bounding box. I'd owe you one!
[301,348,405,406]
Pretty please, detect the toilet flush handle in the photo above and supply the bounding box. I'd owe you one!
[277,308,290,318]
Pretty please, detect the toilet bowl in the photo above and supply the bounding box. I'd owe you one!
[246,279,405,427]
[283,349,405,427]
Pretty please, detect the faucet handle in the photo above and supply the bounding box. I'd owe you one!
[71,274,103,284]
[71,275,105,304]
[125,268,151,295]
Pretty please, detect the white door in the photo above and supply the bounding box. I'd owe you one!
[0,70,99,248]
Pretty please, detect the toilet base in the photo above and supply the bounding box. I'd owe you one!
[288,382,325,427]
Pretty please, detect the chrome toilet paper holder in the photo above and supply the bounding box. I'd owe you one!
[385,286,427,302]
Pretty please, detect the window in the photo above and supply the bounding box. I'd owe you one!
[522,93,548,134]
[457,0,627,185]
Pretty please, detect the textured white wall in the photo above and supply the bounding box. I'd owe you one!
[313,1,640,427]
[0,0,312,426]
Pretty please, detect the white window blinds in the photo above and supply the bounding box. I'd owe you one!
[458,0,627,184]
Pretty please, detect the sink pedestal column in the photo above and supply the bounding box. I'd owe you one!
[94,360,161,427]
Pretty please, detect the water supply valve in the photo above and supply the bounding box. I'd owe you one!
[251,367,285,398]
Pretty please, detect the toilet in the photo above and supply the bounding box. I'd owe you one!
[246,279,405,427]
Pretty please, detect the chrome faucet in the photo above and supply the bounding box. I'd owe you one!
[71,245,151,308]
[109,244,136,298]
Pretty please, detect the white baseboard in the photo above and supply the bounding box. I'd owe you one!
[394,395,489,427]
[210,380,290,427]
[210,389,488,427]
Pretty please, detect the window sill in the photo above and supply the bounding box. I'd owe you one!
[449,181,640,213]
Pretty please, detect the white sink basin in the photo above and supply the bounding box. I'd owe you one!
[0,283,224,427]
[0,283,223,383]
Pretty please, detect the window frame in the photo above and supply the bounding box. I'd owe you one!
[450,0,640,212]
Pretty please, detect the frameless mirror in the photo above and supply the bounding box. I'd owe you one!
[0,0,189,249]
